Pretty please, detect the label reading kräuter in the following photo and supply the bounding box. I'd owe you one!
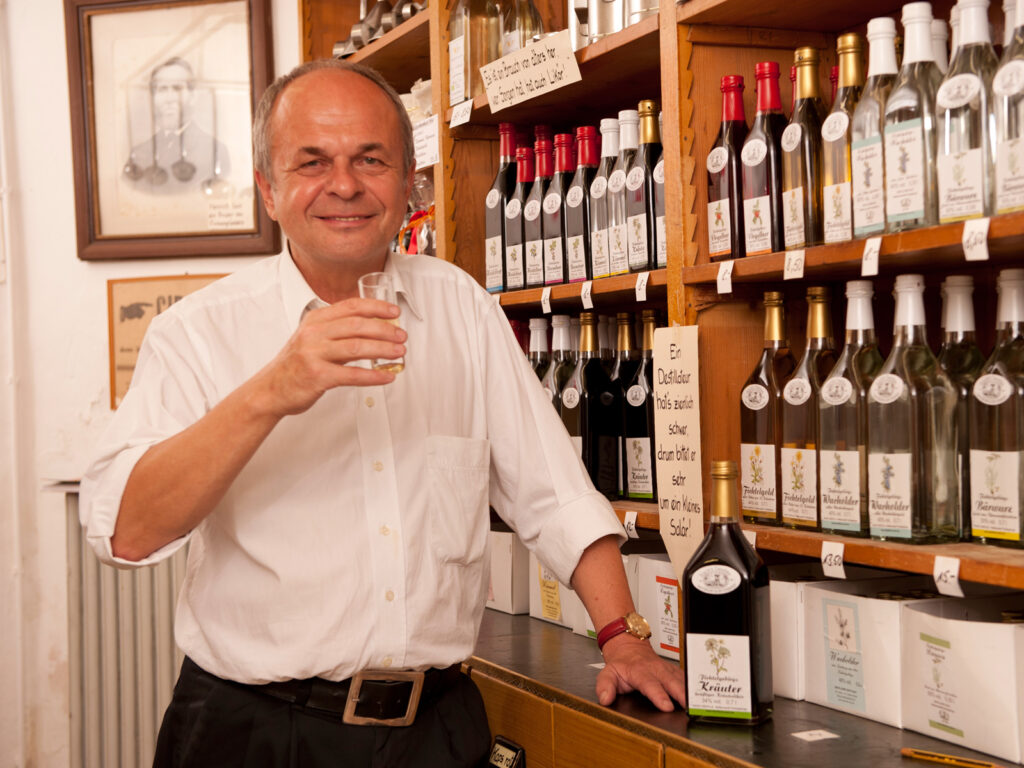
[707,200,732,257]
[782,446,817,523]
[741,443,777,516]
[971,449,1021,540]
[625,436,654,498]
[628,213,649,268]
[485,235,503,292]
[885,120,926,223]
[868,452,912,538]
[782,186,806,248]
[938,148,984,222]
[852,135,885,235]
[686,632,752,718]
[821,449,862,531]
[744,195,772,255]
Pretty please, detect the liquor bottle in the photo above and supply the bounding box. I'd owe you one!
[541,313,574,407]
[781,286,837,530]
[867,274,958,543]
[932,18,950,75]
[485,123,517,293]
[566,126,598,283]
[528,316,550,378]
[623,309,658,501]
[741,61,787,256]
[830,64,839,105]
[951,4,962,58]
[609,312,639,496]
[1006,0,1017,50]
[543,133,575,286]
[524,138,553,289]
[936,0,998,223]
[447,0,502,104]
[561,311,621,498]
[683,460,773,725]
[782,48,826,250]
[608,110,639,275]
[626,100,662,272]
[818,281,883,537]
[822,34,865,244]
[707,75,748,261]
[504,146,534,291]
[852,17,899,238]
[501,0,544,55]
[970,268,1024,546]
[740,291,797,525]
[938,275,986,540]
[884,2,942,232]
[790,65,797,113]
[587,0,624,44]
[590,118,619,279]
[992,0,1024,213]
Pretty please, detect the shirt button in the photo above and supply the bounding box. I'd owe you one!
[380,525,390,536]
[382,657,393,668]
[373,461,384,472]
[365,396,375,408]
[385,589,395,602]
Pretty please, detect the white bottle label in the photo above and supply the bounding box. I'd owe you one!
[782,186,806,248]
[566,186,584,208]
[938,148,985,222]
[561,386,580,409]
[821,112,850,143]
[524,199,541,221]
[543,192,562,215]
[822,599,866,713]
[936,73,982,110]
[885,120,926,223]
[591,228,611,278]
[970,449,1022,540]
[686,633,753,718]
[654,158,665,184]
[821,376,853,406]
[870,373,905,404]
[656,215,667,266]
[505,198,522,219]
[851,135,886,236]
[781,447,818,523]
[973,373,1014,405]
[525,240,544,285]
[706,146,729,174]
[627,213,649,268]
[820,449,862,531]
[823,181,853,243]
[486,188,501,209]
[485,235,503,291]
[707,200,732,257]
[591,175,608,199]
[608,223,629,274]
[994,60,1024,97]
[626,384,646,406]
[781,123,802,153]
[625,437,654,498]
[566,235,587,282]
[608,169,627,194]
[741,383,770,411]
[543,237,564,284]
[741,443,777,516]
[505,243,524,289]
[996,138,1024,213]
[744,195,772,255]
[783,377,812,406]
[741,138,768,168]
[691,564,742,595]
[868,452,913,538]
[626,166,645,191]
[448,36,466,105]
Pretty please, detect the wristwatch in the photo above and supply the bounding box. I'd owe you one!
[596,611,652,651]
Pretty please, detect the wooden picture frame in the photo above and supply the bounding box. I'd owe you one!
[64,0,278,260]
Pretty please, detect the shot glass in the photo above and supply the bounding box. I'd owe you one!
[356,271,405,373]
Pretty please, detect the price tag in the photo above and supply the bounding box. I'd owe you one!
[580,280,594,309]
[742,529,757,548]
[450,99,474,127]
[783,249,805,280]
[861,236,881,277]
[820,541,846,579]
[716,260,734,294]
[962,217,990,261]
[933,555,964,597]
[623,510,640,539]
[635,271,649,301]
[541,286,552,314]
[791,730,840,742]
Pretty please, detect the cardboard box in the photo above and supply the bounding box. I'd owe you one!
[486,530,530,614]
[636,554,680,661]
[528,551,574,628]
[901,593,1024,764]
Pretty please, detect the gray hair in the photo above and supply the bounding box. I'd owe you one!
[252,59,415,180]
[150,57,196,91]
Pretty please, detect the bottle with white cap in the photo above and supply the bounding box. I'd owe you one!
[528,316,551,379]
[936,0,998,223]
[541,314,573,407]
[608,109,639,276]
[992,0,1024,212]
[1005,0,1017,48]
[969,268,1024,546]
[932,18,950,74]
[938,275,986,539]
[819,281,884,537]
[590,118,620,279]
[884,2,943,233]
[867,274,958,543]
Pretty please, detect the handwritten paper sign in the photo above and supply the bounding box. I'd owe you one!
[784,249,805,280]
[413,115,440,169]
[716,260,734,294]
[580,280,593,309]
[450,99,474,127]
[653,325,704,582]
[861,236,881,277]
[635,271,649,301]
[962,217,990,261]
[821,541,846,579]
[479,30,582,113]
[933,555,964,597]
[541,286,552,314]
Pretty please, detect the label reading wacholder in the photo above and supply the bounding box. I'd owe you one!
[820,449,862,531]
[885,120,926,223]
[852,135,886,235]
[823,598,866,712]
[868,452,913,538]
[686,633,752,719]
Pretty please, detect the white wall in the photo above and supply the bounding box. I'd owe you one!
[0,1,299,764]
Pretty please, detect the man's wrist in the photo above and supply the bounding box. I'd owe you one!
[596,611,651,651]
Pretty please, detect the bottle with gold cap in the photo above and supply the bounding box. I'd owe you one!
[626,99,663,272]
[822,33,865,244]
[740,291,796,525]
[781,47,826,250]
[683,459,773,725]
[623,310,659,500]
[609,312,640,497]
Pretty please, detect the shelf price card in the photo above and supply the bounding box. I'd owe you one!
[478,30,582,113]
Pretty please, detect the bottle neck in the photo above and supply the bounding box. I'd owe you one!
[721,87,746,123]
[577,134,599,166]
[942,289,976,333]
[893,289,928,335]
[639,112,660,145]
[601,129,620,159]
[619,121,639,152]
[517,153,535,184]
[616,321,635,356]
[795,61,821,101]
[845,327,878,345]
[579,320,599,356]
[838,46,865,89]
[806,298,833,342]
[529,329,549,354]
[959,2,991,45]
[867,32,899,77]
[554,142,574,174]
[641,317,656,352]
[764,303,787,344]
[710,474,740,523]
[998,283,1024,325]
[845,295,876,332]
[903,17,936,64]
[498,130,515,163]
[551,322,572,352]
[755,72,783,113]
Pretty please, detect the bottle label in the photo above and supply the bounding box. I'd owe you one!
[686,633,753,719]
[884,120,926,223]
[543,237,564,284]
[608,169,627,194]
[505,244,524,290]
[741,138,768,168]
[524,199,542,221]
[782,377,812,406]
[608,223,629,274]
[973,373,1014,406]
[994,60,1024,98]
[781,447,818,524]
[654,158,665,184]
[936,74,982,110]
[870,373,905,404]
[626,166,645,191]
[525,240,544,285]
[782,186,806,248]
[741,443,777,516]
[707,200,732,257]
[591,228,611,278]
[821,112,850,144]
[625,437,654,498]
[743,195,773,255]
[970,449,1022,540]
[822,598,866,713]
[937,148,985,222]
[741,383,770,411]
[691,564,742,595]
[781,123,802,153]
[821,376,853,406]
[626,384,646,406]
[486,188,501,209]
[566,235,587,282]
[505,198,522,219]
[656,215,667,266]
[566,186,584,208]
[820,449,862,532]
[591,175,608,199]
[561,386,580,409]
[851,135,886,236]
[868,452,913,538]
[448,35,466,105]
[627,213,649,268]
[996,138,1024,213]
[543,192,562,215]
[823,181,853,243]
[706,146,729,174]
[485,235,503,292]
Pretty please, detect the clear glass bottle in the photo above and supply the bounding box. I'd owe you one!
[684,460,773,725]
[884,2,942,232]
[707,75,748,261]
[742,61,788,255]
[528,316,550,378]
[627,99,662,272]
[484,123,517,293]
[932,18,950,75]
[852,17,899,238]
[501,0,544,55]
[623,310,658,501]
[447,0,502,104]
[936,0,998,223]
[992,0,1024,213]
[608,109,639,276]
[590,118,619,279]
[823,34,866,244]
[541,314,574,408]
[970,268,1024,546]
[782,47,826,250]
[819,281,884,537]
[524,138,552,289]
[867,274,959,543]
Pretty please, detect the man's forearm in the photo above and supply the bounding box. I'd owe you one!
[570,534,636,632]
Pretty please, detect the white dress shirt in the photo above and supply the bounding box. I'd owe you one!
[80,251,623,684]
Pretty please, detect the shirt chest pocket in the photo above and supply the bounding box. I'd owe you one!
[426,435,490,566]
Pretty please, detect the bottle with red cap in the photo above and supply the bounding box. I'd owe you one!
[542,133,576,285]
[485,122,517,293]
[565,126,599,282]
[707,75,748,262]
[525,138,553,288]
[503,146,534,291]
[626,100,662,272]
[741,61,787,256]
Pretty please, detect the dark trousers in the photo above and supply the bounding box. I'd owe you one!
[153,658,491,768]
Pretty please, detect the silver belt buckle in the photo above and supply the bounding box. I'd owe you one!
[342,669,424,727]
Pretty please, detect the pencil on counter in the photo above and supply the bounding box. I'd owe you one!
[900,747,1006,768]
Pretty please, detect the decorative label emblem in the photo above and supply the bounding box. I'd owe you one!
[937,73,982,110]
[870,373,905,404]
[626,167,645,190]
[821,377,853,406]
[781,123,803,153]
[654,159,665,184]
[741,383,770,411]
[608,170,627,193]
[561,386,580,409]
[566,186,584,208]
[973,373,1013,406]
[524,199,541,221]
[783,377,812,405]
[741,138,768,167]
[692,565,742,595]
[706,146,729,174]
[486,189,500,209]
[591,176,608,198]
[626,384,646,407]
[994,60,1024,97]
[543,192,562,215]
[504,198,522,219]
[822,112,850,143]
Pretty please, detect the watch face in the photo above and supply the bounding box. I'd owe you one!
[625,612,652,640]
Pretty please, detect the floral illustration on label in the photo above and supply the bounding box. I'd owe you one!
[713,202,724,226]
[752,199,762,222]
[705,638,731,676]
[832,606,853,650]
[489,239,497,259]
[880,455,894,492]
[750,445,765,485]
[952,156,966,186]
[528,242,538,261]
[862,159,873,188]
[898,145,910,174]
[832,452,845,488]
[831,185,843,219]
[789,193,798,222]
[632,217,643,240]
[984,453,1001,496]
[790,451,805,491]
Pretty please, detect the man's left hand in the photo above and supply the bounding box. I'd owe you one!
[595,635,686,712]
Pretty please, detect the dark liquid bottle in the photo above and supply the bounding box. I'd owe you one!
[484,122,517,292]
[543,133,575,285]
[528,316,550,379]
[626,99,662,272]
[684,460,773,725]
[503,146,534,291]
[623,309,659,501]
[741,61,787,256]
[525,138,553,288]
[707,75,748,262]
[565,125,598,282]
[609,312,640,497]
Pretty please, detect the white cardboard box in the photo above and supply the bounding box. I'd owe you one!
[486,530,530,614]
[901,593,1024,764]
[636,554,680,661]
[528,551,574,628]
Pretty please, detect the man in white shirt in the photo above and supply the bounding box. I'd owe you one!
[81,59,685,768]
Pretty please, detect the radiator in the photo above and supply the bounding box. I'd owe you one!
[66,493,187,768]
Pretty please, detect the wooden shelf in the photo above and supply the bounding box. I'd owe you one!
[676,0,908,33]
[348,12,431,94]
[612,500,661,531]
[497,269,668,313]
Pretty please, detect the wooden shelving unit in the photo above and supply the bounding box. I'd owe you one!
[349,12,431,94]
[498,268,668,313]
